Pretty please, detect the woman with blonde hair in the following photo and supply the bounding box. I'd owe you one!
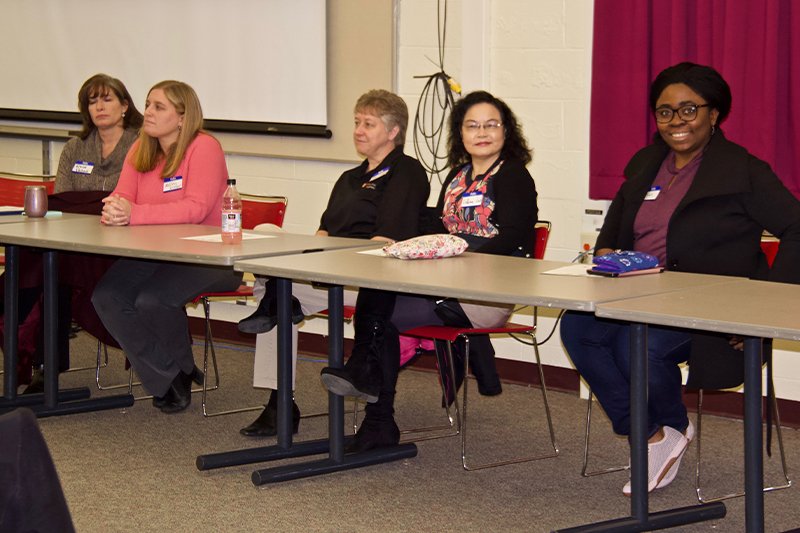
[92,80,242,413]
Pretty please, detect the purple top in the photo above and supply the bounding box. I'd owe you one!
[633,152,703,265]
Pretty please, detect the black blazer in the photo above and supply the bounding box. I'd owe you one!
[597,131,800,388]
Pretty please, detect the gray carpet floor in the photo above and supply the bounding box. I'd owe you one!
[10,332,800,532]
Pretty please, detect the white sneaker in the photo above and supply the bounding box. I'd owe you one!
[655,421,694,489]
[623,425,688,496]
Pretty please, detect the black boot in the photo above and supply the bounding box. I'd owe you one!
[345,309,402,454]
[320,319,387,403]
[238,291,304,334]
[240,389,301,437]
[159,371,193,414]
[346,390,400,454]
[346,415,400,454]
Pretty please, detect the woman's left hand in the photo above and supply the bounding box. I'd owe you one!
[101,194,132,226]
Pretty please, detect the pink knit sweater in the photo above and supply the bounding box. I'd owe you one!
[113,133,228,226]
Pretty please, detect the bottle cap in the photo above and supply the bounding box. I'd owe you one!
[227,178,236,185]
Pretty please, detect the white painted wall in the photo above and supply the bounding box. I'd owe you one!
[2,0,799,401]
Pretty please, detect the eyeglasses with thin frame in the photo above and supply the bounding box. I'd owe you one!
[654,103,710,124]
[462,120,503,133]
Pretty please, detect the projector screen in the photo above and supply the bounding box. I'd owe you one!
[0,0,328,136]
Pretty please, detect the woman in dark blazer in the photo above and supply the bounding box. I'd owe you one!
[561,62,800,496]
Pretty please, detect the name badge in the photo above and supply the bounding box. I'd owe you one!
[163,176,183,192]
[369,166,390,182]
[644,186,661,201]
[460,191,484,208]
[72,161,94,174]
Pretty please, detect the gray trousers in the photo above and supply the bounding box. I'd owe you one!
[92,259,242,396]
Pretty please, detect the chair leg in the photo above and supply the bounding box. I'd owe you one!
[581,389,628,477]
[200,296,260,417]
[461,332,558,471]
[398,341,461,444]
[695,388,793,503]
[95,340,140,394]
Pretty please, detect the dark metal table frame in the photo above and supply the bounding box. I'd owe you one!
[554,323,727,532]
[1,245,135,417]
[196,278,417,484]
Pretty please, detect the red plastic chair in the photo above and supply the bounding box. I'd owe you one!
[401,221,559,470]
[194,194,288,417]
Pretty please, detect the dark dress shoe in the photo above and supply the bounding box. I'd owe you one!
[159,371,193,414]
[239,400,300,437]
[238,296,304,334]
[155,367,201,407]
[21,370,45,395]
[345,419,400,454]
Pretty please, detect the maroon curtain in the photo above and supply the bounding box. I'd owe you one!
[590,0,800,200]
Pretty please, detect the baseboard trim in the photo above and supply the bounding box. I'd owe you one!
[190,318,800,428]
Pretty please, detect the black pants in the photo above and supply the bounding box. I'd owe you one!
[92,259,242,396]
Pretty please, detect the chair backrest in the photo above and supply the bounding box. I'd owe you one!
[0,173,56,206]
[533,220,551,260]
[240,194,288,230]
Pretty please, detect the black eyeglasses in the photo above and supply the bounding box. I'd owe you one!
[654,104,710,124]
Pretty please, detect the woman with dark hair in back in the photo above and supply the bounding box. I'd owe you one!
[56,73,143,192]
[561,62,800,496]
[0,74,144,393]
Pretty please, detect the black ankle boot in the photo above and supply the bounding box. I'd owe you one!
[159,371,193,414]
[320,321,385,403]
[21,368,45,395]
[345,417,400,454]
[237,295,304,334]
[240,390,301,437]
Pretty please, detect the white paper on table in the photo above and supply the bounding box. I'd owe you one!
[182,232,275,242]
[0,205,23,213]
[357,247,389,256]
[542,264,593,276]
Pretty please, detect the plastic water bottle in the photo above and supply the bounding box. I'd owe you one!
[221,178,242,244]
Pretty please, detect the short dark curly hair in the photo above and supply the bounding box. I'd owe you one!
[447,90,532,168]
[649,62,732,125]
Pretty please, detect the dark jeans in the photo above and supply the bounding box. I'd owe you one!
[92,259,242,396]
[560,311,692,437]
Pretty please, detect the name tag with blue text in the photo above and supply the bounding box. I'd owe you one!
[163,176,183,192]
[72,161,94,174]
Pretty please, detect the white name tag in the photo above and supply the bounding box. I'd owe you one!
[369,166,390,182]
[644,186,661,201]
[72,161,94,174]
[461,191,483,208]
[163,176,183,192]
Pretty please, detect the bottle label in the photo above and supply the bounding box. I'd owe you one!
[221,212,242,233]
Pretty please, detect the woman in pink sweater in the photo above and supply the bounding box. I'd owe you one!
[92,80,242,413]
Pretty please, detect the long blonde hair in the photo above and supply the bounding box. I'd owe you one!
[133,80,205,177]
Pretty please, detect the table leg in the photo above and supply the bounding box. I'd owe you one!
[18,250,133,417]
[743,337,765,533]
[629,323,648,519]
[554,323,725,532]
[43,250,59,409]
[2,245,19,400]
[0,246,89,412]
